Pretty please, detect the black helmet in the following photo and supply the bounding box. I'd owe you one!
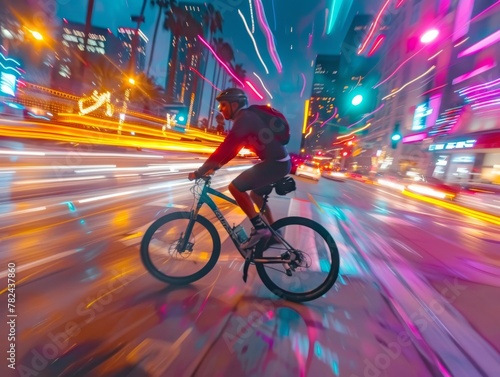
[216,88,247,103]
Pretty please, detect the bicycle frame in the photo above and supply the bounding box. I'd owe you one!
[181,177,291,264]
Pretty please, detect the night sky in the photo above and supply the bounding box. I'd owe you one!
[54,0,384,150]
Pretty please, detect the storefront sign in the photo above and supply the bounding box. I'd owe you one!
[428,139,476,151]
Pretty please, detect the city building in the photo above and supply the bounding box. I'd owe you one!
[361,0,500,185]
[116,27,149,74]
[165,2,208,126]
[302,54,341,153]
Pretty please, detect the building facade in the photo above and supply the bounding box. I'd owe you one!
[116,27,149,74]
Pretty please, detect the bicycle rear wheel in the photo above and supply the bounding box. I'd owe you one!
[255,216,339,302]
[140,211,221,285]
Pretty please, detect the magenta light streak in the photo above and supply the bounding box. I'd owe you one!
[253,0,283,73]
[307,33,313,48]
[403,132,427,143]
[458,30,500,58]
[426,94,442,128]
[396,0,406,8]
[319,107,338,127]
[198,35,245,88]
[470,1,500,23]
[439,0,451,14]
[452,61,497,85]
[300,73,306,97]
[421,84,446,96]
[458,78,500,95]
[452,0,474,42]
[467,90,500,103]
[373,47,423,88]
[244,80,264,99]
[358,0,391,54]
[367,34,385,56]
[189,67,221,91]
[307,112,319,128]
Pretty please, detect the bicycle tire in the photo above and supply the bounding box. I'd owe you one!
[140,211,221,285]
[255,216,339,302]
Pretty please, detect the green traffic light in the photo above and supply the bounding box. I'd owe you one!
[351,94,363,106]
[391,134,401,141]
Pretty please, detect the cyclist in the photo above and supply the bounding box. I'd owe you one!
[188,88,291,249]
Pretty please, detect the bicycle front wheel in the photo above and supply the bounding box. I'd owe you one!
[255,216,339,302]
[140,211,221,285]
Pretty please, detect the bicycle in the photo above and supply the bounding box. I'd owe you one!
[140,175,340,302]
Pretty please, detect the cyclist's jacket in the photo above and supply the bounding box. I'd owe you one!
[197,107,289,176]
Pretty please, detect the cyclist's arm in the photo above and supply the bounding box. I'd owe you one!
[196,126,247,176]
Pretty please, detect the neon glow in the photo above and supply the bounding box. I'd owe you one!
[452,61,497,85]
[374,47,424,88]
[198,35,245,87]
[319,107,338,127]
[307,32,313,48]
[253,72,273,99]
[367,34,385,56]
[238,10,269,74]
[244,80,264,100]
[403,132,427,143]
[439,0,451,14]
[420,29,439,44]
[247,0,255,33]
[327,0,340,35]
[304,126,313,138]
[458,30,500,58]
[425,94,442,128]
[302,100,310,133]
[189,67,220,91]
[78,91,114,116]
[382,66,436,100]
[358,0,391,54]
[300,73,306,98]
[253,0,282,73]
[452,0,474,42]
[307,112,319,129]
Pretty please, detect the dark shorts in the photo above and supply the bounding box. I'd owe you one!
[232,159,292,196]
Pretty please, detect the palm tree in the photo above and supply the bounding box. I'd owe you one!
[163,4,192,102]
[197,3,223,120]
[229,63,246,88]
[146,0,177,77]
[87,56,122,93]
[131,72,166,114]
[208,39,234,126]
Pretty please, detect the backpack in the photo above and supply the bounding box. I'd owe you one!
[246,105,290,145]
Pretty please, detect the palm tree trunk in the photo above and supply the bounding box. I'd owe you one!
[195,32,212,121]
[207,60,219,127]
[166,37,179,102]
[146,5,163,77]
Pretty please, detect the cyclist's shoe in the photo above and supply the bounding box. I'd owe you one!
[241,227,271,249]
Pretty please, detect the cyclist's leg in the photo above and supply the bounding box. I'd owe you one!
[250,159,291,224]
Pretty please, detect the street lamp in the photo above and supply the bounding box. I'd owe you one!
[30,31,43,41]
[351,94,363,106]
[420,29,439,44]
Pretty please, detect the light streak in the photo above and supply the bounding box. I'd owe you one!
[337,123,372,139]
[248,0,255,33]
[300,73,306,97]
[421,84,446,96]
[458,30,500,58]
[244,80,264,99]
[304,126,313,138]
[302,100,310,133]
[253,72,273,99]
[396,0,406,8]
[382,66,436,100]
[470,1,500,23]
[319,107,338,127]
[198,35,245,87]
[253,0,282,73]
[271,0,277,31]
[452,61,496,85]
[427,49,443,60]
[367,34,385,56]
[327,0,339,35]
[189,66,221,91]
[374,47,425,88]
[457,78,500,95]
[238,10,269,74]
[78,190,140,204]
[347,104,384,128]
[453,37,469,48]
[358,0,392,55]
[307,112,319,128]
